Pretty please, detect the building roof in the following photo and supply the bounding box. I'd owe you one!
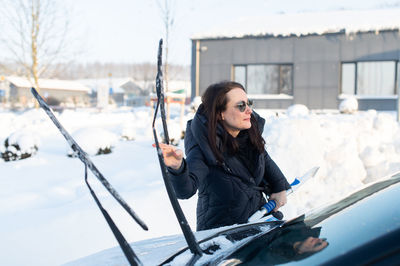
[78,77,190,95]
[192,8,400,40]
[78,77,134,93]
[7,76,91,92]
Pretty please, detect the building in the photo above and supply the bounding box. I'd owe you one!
[80,77,191,107]
[3,76,91,108]
[191,9,400,110]
[120,79,150,106]
[79,78,151,107]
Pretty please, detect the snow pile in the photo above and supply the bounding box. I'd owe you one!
[68,128,118,157]
[191,96,202,112]
[121,123,136,141]
[264,106,400,217]
[156,105,186,146]
[120,110,154,141]
[359,112,400,183]
[166,121,184,146]
[158,122,183,145]
[1,130,40,161]
[0,106,399,266]
[339,96,358,114]
[286,104,309,117]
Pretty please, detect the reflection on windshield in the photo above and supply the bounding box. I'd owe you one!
[222,174,400,265]
[305,173,400,227]
[293,236,328,255]
[222,217,329,265]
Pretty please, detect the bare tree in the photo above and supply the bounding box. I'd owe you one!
[130,63,157,94]
[157,0,176,92]
[0,0,73,105]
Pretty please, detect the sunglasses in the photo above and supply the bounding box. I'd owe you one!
[235,100,253,112]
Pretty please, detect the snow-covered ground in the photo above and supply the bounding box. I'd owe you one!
[0,104,399,266]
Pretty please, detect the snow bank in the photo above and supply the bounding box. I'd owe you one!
[165,121,184,145]
[121,123,137,141]
[1,105,399,266]
[1,130,40,161]
[264,105,400,218]
[6,130,40,153]
[191,96,202,112]
[286,104,309,117]
[68,128,118,156]
[339,96,358,114]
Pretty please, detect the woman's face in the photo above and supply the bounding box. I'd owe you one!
[220,88,252,137]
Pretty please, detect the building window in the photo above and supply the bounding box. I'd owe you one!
[234,65,246,87]
[341,63,355,95]
[341,61,397,96]
[397,61,400,92]
[233,64,293,95]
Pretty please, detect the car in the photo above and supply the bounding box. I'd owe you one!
[66,171,400,266]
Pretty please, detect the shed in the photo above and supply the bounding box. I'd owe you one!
[5,76,91,108]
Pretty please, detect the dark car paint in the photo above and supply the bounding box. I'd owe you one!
[221,173,400,265]
[161,172,400,265]
[159,220,284,265]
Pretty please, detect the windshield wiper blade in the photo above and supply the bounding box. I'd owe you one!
[152,39,203,260]
[31,87,148,231]
[31,87,146,265]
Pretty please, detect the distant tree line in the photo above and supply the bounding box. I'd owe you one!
[0,62,190,81]
[0,0,187,91]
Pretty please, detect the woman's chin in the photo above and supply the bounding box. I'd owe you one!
[243,122,252,129]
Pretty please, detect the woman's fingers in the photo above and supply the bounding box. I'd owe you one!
[160,143,182,158]
[172,148,183,159]
[270,191,287,211]
[153,143,183,169]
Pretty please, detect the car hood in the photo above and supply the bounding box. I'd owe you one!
[64,220,283,266]
[221,172,400,265]
[65,172,400,266]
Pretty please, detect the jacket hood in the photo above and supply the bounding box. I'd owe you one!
[184,104,266,166]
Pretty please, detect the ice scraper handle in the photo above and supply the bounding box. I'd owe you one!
[263,200,277,213]
[247,200,276,222]
[248,167,320,223]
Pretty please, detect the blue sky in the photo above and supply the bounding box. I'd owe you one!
[42,0,400,65]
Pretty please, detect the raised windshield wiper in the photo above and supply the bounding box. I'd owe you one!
[152,39,203,263]
[31,88,146,266]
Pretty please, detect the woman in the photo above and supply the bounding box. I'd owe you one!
[160,81,290,231]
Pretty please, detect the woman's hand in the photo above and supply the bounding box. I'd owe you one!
[294,237,329,254]
[269,190,287,212]
[155,143,183,170]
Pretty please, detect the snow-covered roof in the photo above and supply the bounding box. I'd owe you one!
[79,77,134,90]
[192,8,400,40]
[79,77,190,94]
[7,76,91,92]
[79,78,152,94]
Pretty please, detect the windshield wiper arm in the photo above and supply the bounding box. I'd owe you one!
[31,88,146,266]
[152,39,203,260]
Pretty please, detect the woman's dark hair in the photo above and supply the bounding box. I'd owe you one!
[201,81,265,163]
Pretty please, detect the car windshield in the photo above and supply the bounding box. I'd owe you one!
[222,173,400,265]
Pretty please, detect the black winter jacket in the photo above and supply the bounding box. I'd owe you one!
[169,106,290,231]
